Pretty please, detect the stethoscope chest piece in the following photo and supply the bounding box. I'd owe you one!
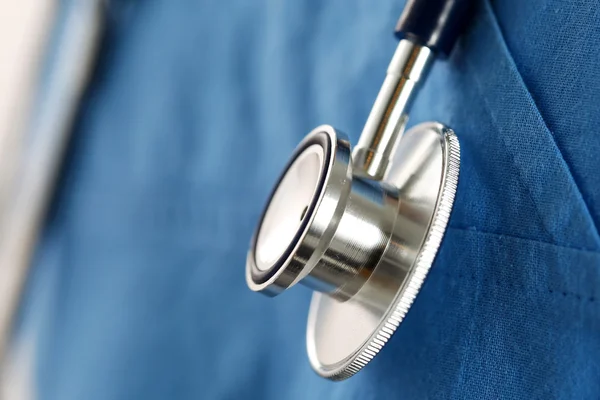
[247,121,459,380]
[246,0,472,381]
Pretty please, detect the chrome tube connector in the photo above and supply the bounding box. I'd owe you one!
[352,39,434,181]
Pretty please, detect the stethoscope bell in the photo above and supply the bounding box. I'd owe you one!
[246,0,472,381]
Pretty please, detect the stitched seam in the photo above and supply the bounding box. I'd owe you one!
[443,270,597,304]
[448,226,600,255]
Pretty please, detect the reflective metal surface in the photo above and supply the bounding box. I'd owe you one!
[255,144,324,272]
[307,122,460,380]
[247,126,354,296]
[248,125,403,301]
[352,39,434,181]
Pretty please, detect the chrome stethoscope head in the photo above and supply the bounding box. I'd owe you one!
[247,0,473,381]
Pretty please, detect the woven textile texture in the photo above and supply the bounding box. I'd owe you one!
[13,0,600,398]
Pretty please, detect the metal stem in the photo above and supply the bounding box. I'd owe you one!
[352,39,434,181]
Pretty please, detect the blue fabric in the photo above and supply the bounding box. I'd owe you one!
[14,0,600,398]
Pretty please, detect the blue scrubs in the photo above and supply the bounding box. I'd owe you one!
[15,0,600,398]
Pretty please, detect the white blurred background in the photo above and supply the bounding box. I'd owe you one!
[0,2,55,399]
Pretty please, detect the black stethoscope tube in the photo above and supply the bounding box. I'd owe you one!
[395,0,475,57]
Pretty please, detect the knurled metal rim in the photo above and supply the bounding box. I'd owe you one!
[318,129,460,381]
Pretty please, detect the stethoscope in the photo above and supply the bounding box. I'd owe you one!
[246,0,474,380]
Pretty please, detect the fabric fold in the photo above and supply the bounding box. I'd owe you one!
[411,0,600,251]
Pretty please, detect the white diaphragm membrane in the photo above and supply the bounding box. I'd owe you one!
[255,144,324,271]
